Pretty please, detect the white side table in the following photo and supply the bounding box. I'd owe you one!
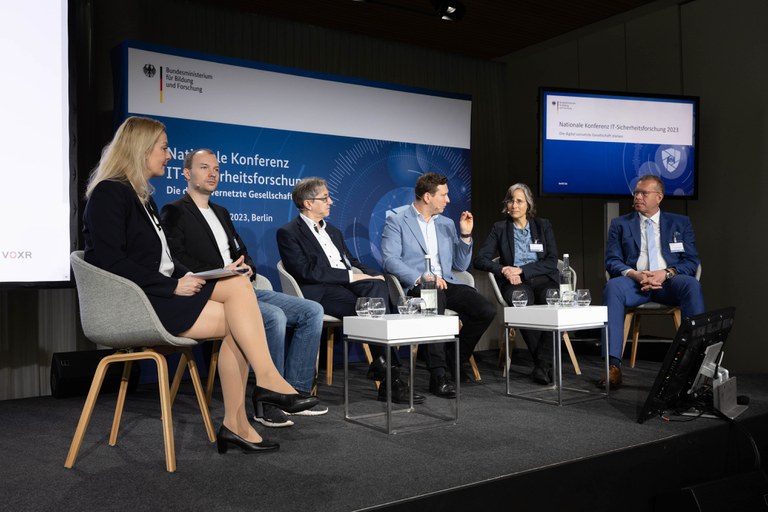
[504,305,609,405]
[343,314,459,434]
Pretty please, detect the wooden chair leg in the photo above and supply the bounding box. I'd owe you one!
[147,349,176,473]
[180,348,216,443]
[469,354,481,381]
[672,308,682,330]
[109,360,133,446]
[326,327,335,386]
[620,312,634,359]
[169,352,187,405]
[205,340,221,405]
[362,343,373,364]
[64,352,120,469]
[630,316,642,368]
[562,332,581,375]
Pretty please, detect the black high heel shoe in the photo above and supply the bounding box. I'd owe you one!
[216,425,279,454]
[252,386,318,414]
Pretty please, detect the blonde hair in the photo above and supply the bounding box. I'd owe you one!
[85,116,166,204]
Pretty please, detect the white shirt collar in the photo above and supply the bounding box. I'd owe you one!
[638,210,661,224]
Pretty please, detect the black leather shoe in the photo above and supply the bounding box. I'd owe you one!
[531,365,551,385]
[377,378,426,404]
[253,386,318,414]
[216,425,279,454]
[429,374,457,398]
[367,356,401,381]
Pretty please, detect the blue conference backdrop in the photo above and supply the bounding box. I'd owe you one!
[150,116,472,289]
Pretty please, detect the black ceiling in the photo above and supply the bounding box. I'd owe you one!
[212,0,659,60]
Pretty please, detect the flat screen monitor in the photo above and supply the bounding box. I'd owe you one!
[539,87,699,199]
[637,307,735,424]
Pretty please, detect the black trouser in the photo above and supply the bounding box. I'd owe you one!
[500,275,558,367]
[315,278,400,365]
[409,282,496,373]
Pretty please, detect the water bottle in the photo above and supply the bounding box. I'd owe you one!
[560,253,574,306]
[420,255,438,316]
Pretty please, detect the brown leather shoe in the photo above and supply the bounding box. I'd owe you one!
[597,364,623,388]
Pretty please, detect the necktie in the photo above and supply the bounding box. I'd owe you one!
[646,218,659,271]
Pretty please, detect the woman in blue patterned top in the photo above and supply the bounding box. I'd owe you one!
[474,183,560,384]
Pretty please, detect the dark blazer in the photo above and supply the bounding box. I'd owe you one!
[474,216,559,285]
[83,180,188,297]
[276,216,380,302]
[160,193,255,278]
[605,211,700,278]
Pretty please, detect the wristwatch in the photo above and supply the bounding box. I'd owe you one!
[665,269,675,280]
[460,233,472,239]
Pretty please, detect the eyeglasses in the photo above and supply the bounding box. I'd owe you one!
[308,195,331,203]
[632,190,660,198]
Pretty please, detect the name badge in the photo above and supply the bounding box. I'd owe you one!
[530,243,543,253]
[669,242,684,253]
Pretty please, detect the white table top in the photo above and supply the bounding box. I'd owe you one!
[503,305,607,329]
[343,314,459,342]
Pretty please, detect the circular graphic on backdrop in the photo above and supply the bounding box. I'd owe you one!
[624,144,694,197]
[326,140,471,269]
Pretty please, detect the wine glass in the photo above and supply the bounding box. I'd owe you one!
[511,290,528,307]
[545,289,560,306]
[368,297,386,318]
[576,289,591,307]
[355,297,370,316]
[397,296,409,314]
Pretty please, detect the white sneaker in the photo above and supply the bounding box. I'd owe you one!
[285,404,329,416]
[254,403,294,427]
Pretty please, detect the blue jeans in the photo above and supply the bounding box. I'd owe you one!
[603,275,705,360]
[256,289,324,393]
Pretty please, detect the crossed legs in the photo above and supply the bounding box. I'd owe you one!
[181,275,294,443]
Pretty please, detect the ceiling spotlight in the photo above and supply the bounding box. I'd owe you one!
[430,0,466,21]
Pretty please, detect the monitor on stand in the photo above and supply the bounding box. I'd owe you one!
[637,307,741,423]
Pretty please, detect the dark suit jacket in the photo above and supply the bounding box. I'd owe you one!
[474,216,559,286]
[160,193,255,279]
[276,216,380,302]
[83,180,188,297]
[605,211,700,278]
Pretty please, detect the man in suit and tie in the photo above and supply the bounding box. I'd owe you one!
[276,176,424,404]
[160,149,327,428]
[381,172,495,398]
[603,174,705,387]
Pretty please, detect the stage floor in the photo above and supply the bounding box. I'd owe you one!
[2,350,766,511]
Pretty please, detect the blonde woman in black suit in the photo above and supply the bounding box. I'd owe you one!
[83,116,316,454]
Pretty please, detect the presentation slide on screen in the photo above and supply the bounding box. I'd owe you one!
[0,1,71,284]
[542,92,696,196]
[117,42,472,287]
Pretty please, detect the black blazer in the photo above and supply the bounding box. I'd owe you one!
[83,180,188,297]
[276,216,381,302]
[160,193,255,278]
[474,216,559,285]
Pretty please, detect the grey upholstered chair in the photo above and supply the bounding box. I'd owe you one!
[486,257,581,376]
[276,260,372,389]
[65,251,215,473]
[384,270,482,381]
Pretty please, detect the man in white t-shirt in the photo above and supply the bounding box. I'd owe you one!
[161,149,327,428]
